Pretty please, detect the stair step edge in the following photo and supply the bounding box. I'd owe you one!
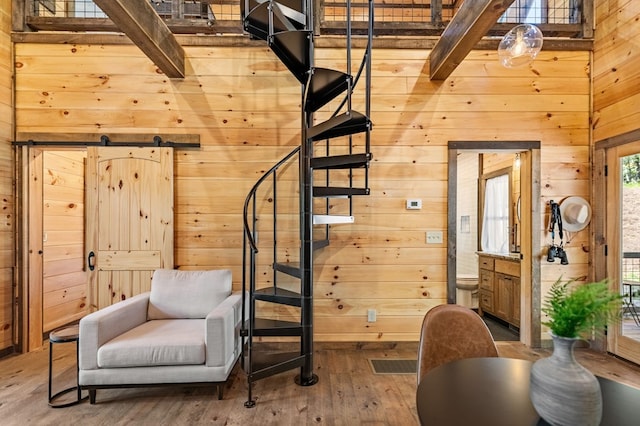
[313,215,355,225]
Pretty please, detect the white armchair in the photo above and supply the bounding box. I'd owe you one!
[79,269,243,404]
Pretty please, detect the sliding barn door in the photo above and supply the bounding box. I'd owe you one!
[26,149,88,351]
[86,147,174,310]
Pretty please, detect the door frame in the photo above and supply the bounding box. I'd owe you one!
[15,133,198,352]
[17,146,88,352]
[595,131,640,360]
[594,130,640,353]
[447,141,541,347]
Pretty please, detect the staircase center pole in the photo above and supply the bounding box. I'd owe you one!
[295,0,318,387]
[296,104,318,387]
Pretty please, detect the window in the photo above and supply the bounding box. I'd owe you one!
[481,173,510,254]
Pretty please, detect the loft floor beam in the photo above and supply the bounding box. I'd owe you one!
[429,0,515,81]
[93,0,185,78]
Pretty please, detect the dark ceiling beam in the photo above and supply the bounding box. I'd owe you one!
[92,0,185,78]
[429,0,516,81]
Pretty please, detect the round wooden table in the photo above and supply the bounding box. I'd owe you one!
[416,357,640,426]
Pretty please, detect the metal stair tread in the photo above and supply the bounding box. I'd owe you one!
[244,0,306,22]
[243,351,305,381]
[243,318,303,336]
[243,2,304,41]
[313,239,330,250]
[313,186,370,197]
[274,261,301,278]
[270,30,312,83]
[310,152,372,170]
[306,68,351,112]
[308,111,371,141]
[254,286,302,307]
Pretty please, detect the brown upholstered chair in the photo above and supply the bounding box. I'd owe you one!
[417,304,498,384]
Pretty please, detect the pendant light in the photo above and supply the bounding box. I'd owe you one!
[498,24,543,68]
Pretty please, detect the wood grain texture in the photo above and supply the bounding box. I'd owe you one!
[0,0,13,352]
[429,0,515,80]
[86,147,173,310]
[593,0,640,142]
[92,0,185,78]
[0,341,639,425]
[12,38,592,343]
[42,151,87,332]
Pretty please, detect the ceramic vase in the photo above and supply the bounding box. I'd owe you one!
[529,334,602,426]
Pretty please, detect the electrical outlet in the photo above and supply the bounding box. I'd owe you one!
[367,309,376,322]
[426,231,443,244]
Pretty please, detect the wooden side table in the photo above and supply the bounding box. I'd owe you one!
[48,324,88,408]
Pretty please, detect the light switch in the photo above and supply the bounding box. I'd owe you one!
[426,231,443,244]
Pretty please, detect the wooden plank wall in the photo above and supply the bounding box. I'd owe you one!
[0,0,14,353]
[593,0,640,142]
[42,151,87,332]
[13,42,591,342]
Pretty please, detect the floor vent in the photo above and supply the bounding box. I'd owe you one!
[369,359,417,375]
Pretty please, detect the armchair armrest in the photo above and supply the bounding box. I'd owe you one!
[79,292,150,370]
[205,291,243,367]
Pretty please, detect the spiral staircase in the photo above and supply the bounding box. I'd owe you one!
[240,0,374,407]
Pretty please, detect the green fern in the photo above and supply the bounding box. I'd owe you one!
[542,278,623,339]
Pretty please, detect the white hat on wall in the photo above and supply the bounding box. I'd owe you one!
[559,196,592,232]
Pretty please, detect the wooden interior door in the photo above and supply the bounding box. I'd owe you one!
[86,147,174,311]
[606,141,640,364]
[42,151,88,331]
[26,149,88,350]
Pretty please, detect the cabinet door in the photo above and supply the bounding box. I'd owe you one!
[495,273,513,321]
[479,290,494,313]
[479,269,494,291]
[512,277,521,326]
[479,256,495,271]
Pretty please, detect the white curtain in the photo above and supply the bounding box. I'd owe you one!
[481,174,510,254]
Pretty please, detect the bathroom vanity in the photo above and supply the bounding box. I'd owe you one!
[478,253,521,328]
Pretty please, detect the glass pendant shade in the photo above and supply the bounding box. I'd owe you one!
[498,24,543,68]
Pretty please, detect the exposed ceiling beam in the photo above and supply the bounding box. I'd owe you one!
[429,0,516,81]
[92,0,185,78]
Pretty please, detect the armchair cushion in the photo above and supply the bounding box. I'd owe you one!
[97,319,205,368]
[148,269,232,320]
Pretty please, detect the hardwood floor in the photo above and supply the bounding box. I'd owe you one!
[1,341,640,425]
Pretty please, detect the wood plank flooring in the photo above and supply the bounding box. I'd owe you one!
[1,341,640,425]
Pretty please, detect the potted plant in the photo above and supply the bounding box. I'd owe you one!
[530,278,623,426]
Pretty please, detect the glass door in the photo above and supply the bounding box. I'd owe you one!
[607,141,640,363]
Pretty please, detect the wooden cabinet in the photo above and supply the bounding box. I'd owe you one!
[479,268,494,312]
[478,254,520,327]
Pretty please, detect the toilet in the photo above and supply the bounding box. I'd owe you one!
[456,275,479,309]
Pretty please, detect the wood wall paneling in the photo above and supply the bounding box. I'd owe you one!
[593,0,640,142]
[42,151,87,332]
[0,0,14,352]
[13,41,591,342]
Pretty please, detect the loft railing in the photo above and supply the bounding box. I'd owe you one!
[24,0,589,38]
[623,252,640,286]
[622,252,640,326]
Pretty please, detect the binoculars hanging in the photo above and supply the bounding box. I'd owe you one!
[547,200,568,265]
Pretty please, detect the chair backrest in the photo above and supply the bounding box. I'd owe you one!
[417,304,498,384]
[147,269,232,320]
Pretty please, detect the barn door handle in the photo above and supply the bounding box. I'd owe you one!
[87,251,95,271]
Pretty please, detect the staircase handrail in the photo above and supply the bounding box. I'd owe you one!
[329,37,371,121]
[243,145,301,252]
